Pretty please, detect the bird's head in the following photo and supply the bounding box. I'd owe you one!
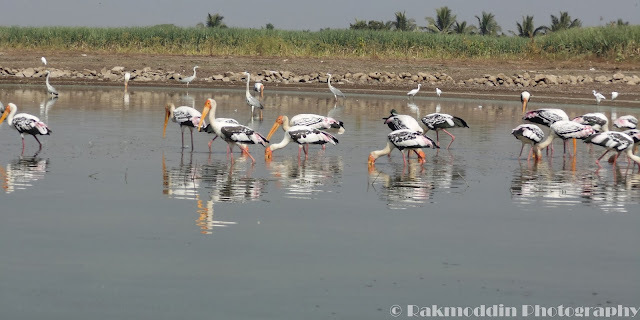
[0,104,11,124]
[265,146,273,161]
[367,153,377,166]
[417,150,427,163]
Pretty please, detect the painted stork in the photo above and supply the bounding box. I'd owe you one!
[243,72,264,119]
[383,109,423,133]
[420,113,469,149]
[368,129,438,166]
[407,84,421,99]
[163,103,205,151]
[584,131,640,169]
[45,71,58,96]
[327,73,346,101]
[0,103,52,153]
[592,90,606,104]
[520,91,531,114]
[266,114,345,141]
[533,120,595,159]
[511,124,544,160]
[265,125,338,160]
[254,82,264,98]
[624,129,640,157]
[197,98,242,152]
[196,120,268,163]
[179,66,198,87]
[572,112,609,132]
[523,108,570,153]
[613,115,638,130]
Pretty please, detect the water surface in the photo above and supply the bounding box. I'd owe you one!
[1,85,639,319]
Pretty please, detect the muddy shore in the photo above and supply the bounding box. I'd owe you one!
[1,49,639,108]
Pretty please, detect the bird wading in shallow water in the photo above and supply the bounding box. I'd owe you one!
[254,82,264,98]
[327,73,346,101]
[163,102,205,151]
[179,66,198,87]
[45,71,58,97]
[584,131,640,170]
[407,84,421,99]
[420,113,469,150]
[592,90,606,105]
[0,103,52,154]
[244,72,264,120]
[512,124,544,160]
[368,129,438,166]
[520,91,531,114]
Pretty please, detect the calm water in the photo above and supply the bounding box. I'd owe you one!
[1,85,639,319]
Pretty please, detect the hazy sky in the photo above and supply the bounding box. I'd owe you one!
[3,0,639,31]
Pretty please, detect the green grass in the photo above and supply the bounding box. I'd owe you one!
[1,25,638,61]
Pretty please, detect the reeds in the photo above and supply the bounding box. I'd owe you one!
[1,25,638,61]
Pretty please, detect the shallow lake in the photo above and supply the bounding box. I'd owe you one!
[1,85,639,319]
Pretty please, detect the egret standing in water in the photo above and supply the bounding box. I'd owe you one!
[407,84,421,99]
[179,66,198,87]
[435,88,442,97]
[592,90,606,104]
[124,72,131,92]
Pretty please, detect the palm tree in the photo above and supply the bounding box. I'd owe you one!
[512,16,546,38]
[392,11,417,31]
[475,11,501,35]
[453,21,476,34]
[206,13,227,28]
[608,19,629,27]
[543,11,581,32]
[425,6,457,34]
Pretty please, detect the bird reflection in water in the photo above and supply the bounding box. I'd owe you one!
[162,153,266,234]
[0,155,48,194]
[368,162,434,209]
[39,96,58,123]
[510,161,640,213]
[266,156,343,199]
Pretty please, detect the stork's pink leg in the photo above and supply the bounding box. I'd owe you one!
[241,146,256,163]
[21,137,25,154]
[435,131,440,147]
[401,150,407,165]
[208,136,218,152]
[442,129,456,150]
[304,144,309,159]
[595,149,610,168]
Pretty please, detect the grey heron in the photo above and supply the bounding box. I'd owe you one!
[327,73,345,101]
[45,71,58,96]
[243,72,264,120]
[179,66,198,87]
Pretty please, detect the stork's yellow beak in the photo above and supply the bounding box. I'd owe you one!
[0,107,9,124]
[522,98,528,115]
[198,103,211,132]
[163,108,170,138]
[266,121,281,141]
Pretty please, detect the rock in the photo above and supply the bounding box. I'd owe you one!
[212,74,224,80]
[613,73,625,80]
[111,66,125,74]
[22,68,36,77]
[544,75,558,85]
[222,77,231,82]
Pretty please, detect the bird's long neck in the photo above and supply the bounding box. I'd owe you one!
[245,74,250,93]
[208,104,217,123]
[534,133,555,158]
[626,148,640,165]
[281,116,290,132]
[46,73,51,85]
[270,133,292,152]
[192,67,197,77]
[370,141,395,160]
[328,74,332,88]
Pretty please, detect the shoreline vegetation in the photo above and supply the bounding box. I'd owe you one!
[1,25,639,61]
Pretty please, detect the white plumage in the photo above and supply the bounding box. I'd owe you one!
[611,91,619,100]
[163,103,205,151]
[533,120,595,159]
[420,113,469,149]
[584,131,639,168]
[179,66,198,87]
[265,125,338,160]
[520,91,531,114]
[572,112,609,132]
[523,108,569,127]
[435,87,442,97]
[592,90,606,104]
[41,56,47,65]
[407,84,421,98]
[197,98,241,152]
[254,82,264,98]
[383,109,423,133]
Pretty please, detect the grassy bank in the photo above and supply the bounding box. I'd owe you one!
[1,25,639,61]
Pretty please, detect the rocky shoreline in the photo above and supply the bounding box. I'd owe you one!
[3,65,639,89]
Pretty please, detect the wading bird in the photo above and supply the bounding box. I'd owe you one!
[511,124,544,160]
[368,129,438,166]
[584,131,640,169]
[197,112,268,163]
[435,88,442,97]
[613,115,638,130]
[523,108,569,153]
[407,84,421,99]
[265,125,338,160]
[611,91,619,100]
[572,113,609,132]
[179,66,198,87]
[45,71,58,96]
[420,113,469,149]
[383,109,423,133]
[0,103,52,153]
[327,73,345,101]
[243,72,264,119]
[124,72,131,92]
[533,120,595,159]
[163,103,205,151]
[41,57,47,66]
[254,82,264,98]
[520,91,531,114]
[267,114,345,140]
[592,90,606,105]
[197,98,241,152]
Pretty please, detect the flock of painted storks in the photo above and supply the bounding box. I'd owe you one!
[1,62,639,172]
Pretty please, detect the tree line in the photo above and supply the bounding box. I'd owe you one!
[200,8,630,37]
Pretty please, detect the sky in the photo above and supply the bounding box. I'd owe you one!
[2,0,639,31]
